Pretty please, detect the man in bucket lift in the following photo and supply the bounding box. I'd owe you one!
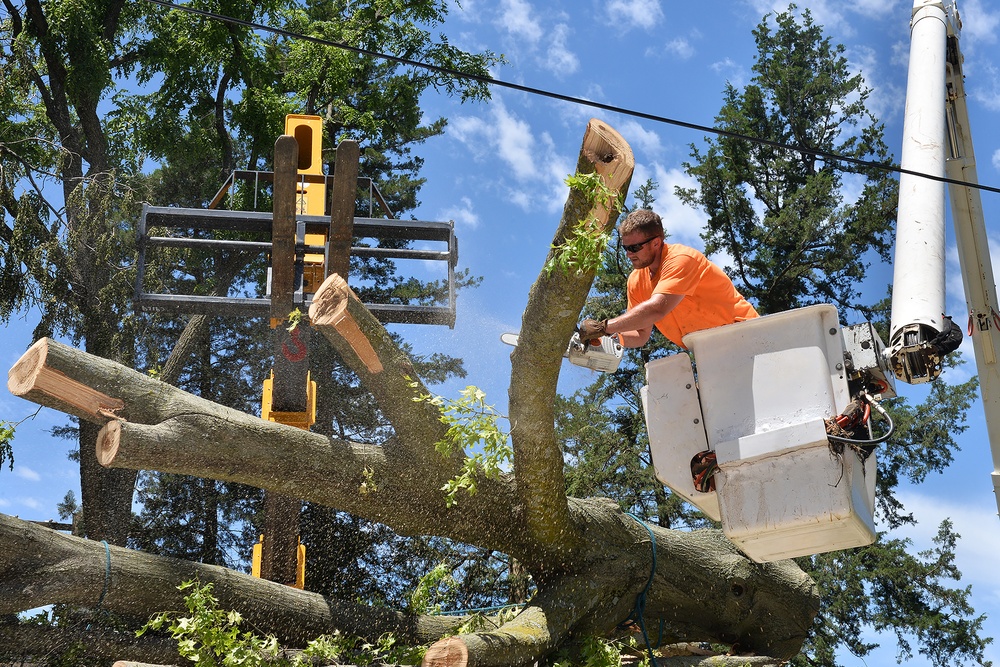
[578,209,758,348]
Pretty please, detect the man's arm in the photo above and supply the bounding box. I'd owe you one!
[607,293,684,348]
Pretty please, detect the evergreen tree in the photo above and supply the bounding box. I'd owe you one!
[675,6,897,318]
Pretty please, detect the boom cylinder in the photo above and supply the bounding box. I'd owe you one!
[889,0,949,383]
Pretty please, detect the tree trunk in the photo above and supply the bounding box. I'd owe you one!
[508,118,634,559]
[4,119,821,667]
[0,513,466,646]
[0,619,181,664]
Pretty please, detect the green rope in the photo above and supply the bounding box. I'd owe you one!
[624,513,657,666]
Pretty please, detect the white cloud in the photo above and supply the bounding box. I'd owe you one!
[18,497,42,510]
[851,0,900,18]
[969,63,1000,111]
[841,43,905,138]
[605,0,663,31]
[711,58,748,88]
[552,84,607,131]
[665,37,695,60]
[644,164,706,248]
[441,197,480,230]
[890,39,909,68]
[744,0,901,38]
[495,114,540,182]
[496,0,543,44]
[543,23,579,76]
[450,99,539,180]
[617,119,664,160]
[448,98,572,214]
[15,465,41,482]
[956,0,1000,46]
[745,0,847,32]
[540,135,576,215]
[448,0,483,23]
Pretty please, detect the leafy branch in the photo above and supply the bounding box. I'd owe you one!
[411,383,512,507]
[138,580,283,665]
[138,580,424,666]
[544,171,623,277]
[0,407,42,472]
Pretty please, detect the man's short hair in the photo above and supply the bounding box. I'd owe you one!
[618,209,663,239]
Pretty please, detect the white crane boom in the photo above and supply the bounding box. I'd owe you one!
[892,0,1000,513]
[889,0,949,383]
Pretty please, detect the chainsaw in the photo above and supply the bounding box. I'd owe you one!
[500,331,624,373]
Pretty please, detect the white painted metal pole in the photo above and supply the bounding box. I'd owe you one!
[942,1,1000,516]
[890,0,948,349]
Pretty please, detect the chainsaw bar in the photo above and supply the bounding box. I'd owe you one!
[500,331,624,373]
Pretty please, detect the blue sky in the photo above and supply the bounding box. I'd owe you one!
[2,0,999,662]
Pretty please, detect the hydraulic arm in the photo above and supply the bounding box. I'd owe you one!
[939,2,1000,513]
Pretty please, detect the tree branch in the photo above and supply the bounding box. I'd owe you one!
[8,337,532,554]
[0,513,466,647]
[0,620,181,665]
[509,118,633,554]
[308,274,457,469]
[424,571,604,667]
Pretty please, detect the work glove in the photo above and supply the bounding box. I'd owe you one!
[576,320,608,345]
[930,315,963,355]
[577,318,607,344]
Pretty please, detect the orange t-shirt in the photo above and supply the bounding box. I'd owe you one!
[626,243,758,348]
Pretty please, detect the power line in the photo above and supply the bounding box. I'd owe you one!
[144,0,1000,196]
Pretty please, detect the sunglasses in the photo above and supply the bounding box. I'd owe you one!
[623,236,659,253]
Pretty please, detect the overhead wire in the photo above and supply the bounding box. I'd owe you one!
[142,0,1000,197]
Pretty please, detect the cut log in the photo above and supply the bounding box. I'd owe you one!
[309,273,383,373]
[309,273,461,459]
[8,337,195,426]
[423,637,468,667]
[8,338,125,423]
[0,621,180,664]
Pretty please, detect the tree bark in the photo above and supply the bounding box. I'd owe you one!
[0,620,181,664]
[0,512,466,646]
